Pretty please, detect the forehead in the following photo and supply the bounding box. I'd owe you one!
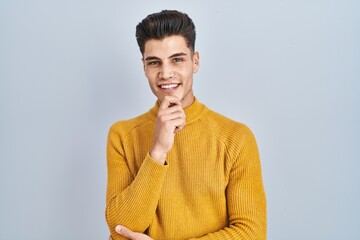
[143,35,191,59]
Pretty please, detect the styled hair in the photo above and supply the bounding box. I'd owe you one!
[136,10,196,55]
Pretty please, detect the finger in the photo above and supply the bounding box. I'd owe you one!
[174,127,182,133]
[115,225,137,240]
[171,118,186,133]
[115,225,151,240]
[158,108,184,120]
[159,104,183,113]
[159,96,181,110]
[158,110,186,122]
[108,236,112,240]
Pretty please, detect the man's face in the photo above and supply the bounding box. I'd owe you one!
[142,35,199,108]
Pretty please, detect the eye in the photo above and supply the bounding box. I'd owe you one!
[173,58,184,63]
[147,61,160,66]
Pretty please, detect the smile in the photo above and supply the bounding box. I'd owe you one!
[159,83,180,90]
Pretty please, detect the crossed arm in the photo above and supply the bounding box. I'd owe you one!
[106,130,266,239]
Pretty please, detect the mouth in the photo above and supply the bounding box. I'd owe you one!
[158,83,181,91]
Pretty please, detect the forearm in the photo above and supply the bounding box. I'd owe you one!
[187,190,266,240]
[106,154,168,239]
[187,217,266,240]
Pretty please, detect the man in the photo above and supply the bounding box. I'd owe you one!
[106,10,266,240]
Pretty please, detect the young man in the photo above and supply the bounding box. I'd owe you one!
[106,10,266,240]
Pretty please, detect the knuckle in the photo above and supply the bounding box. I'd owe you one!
[158,115,166,122]
[163,121,170,128]
[157,109,165,115]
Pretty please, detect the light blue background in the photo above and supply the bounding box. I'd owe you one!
[1,1,359,239]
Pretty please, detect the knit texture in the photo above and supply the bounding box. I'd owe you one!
[106,98,266,240]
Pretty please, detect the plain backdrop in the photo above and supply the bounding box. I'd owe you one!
[1,0,359,239]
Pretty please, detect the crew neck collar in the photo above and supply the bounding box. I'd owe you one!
[148,97,207,125]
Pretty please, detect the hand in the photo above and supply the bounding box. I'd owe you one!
[150,95,186,164]
[108,225,153,240]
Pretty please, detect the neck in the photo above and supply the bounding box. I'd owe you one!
[181,96,195,108]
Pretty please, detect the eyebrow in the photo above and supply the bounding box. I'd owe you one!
[144,52,187,61]
[169,52,187,58]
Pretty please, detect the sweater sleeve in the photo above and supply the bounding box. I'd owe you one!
[105,126,168,240]
[189,126,267,240]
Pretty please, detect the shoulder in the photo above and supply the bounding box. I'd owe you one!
[200,107,258,157]
[108,111,153,139]
[201,107,255,140]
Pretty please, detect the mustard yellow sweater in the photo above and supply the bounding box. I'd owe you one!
[106,98,266,240]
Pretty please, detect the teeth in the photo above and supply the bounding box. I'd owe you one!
[160,84,178,89]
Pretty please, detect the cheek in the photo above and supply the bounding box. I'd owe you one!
[178,64,192,75]
[145,70,156,82]
[182,68,194,80]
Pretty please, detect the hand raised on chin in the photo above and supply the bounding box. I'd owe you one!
[150,95,186,164]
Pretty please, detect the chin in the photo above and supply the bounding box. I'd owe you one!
[158,92,183,101]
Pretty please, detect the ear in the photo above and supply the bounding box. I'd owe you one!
[142,57,145,71]
[193,51,200,73]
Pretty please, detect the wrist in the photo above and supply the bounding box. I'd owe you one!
[149,148,167,165]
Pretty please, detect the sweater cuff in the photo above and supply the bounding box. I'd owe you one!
[147,152,169,166]
[133,152,169,190]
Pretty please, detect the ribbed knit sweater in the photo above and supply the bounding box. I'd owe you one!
[106,98,266,240]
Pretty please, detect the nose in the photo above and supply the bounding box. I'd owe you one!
[159,63,174,79]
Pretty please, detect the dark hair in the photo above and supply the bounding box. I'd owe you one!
[136,10,196,55]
